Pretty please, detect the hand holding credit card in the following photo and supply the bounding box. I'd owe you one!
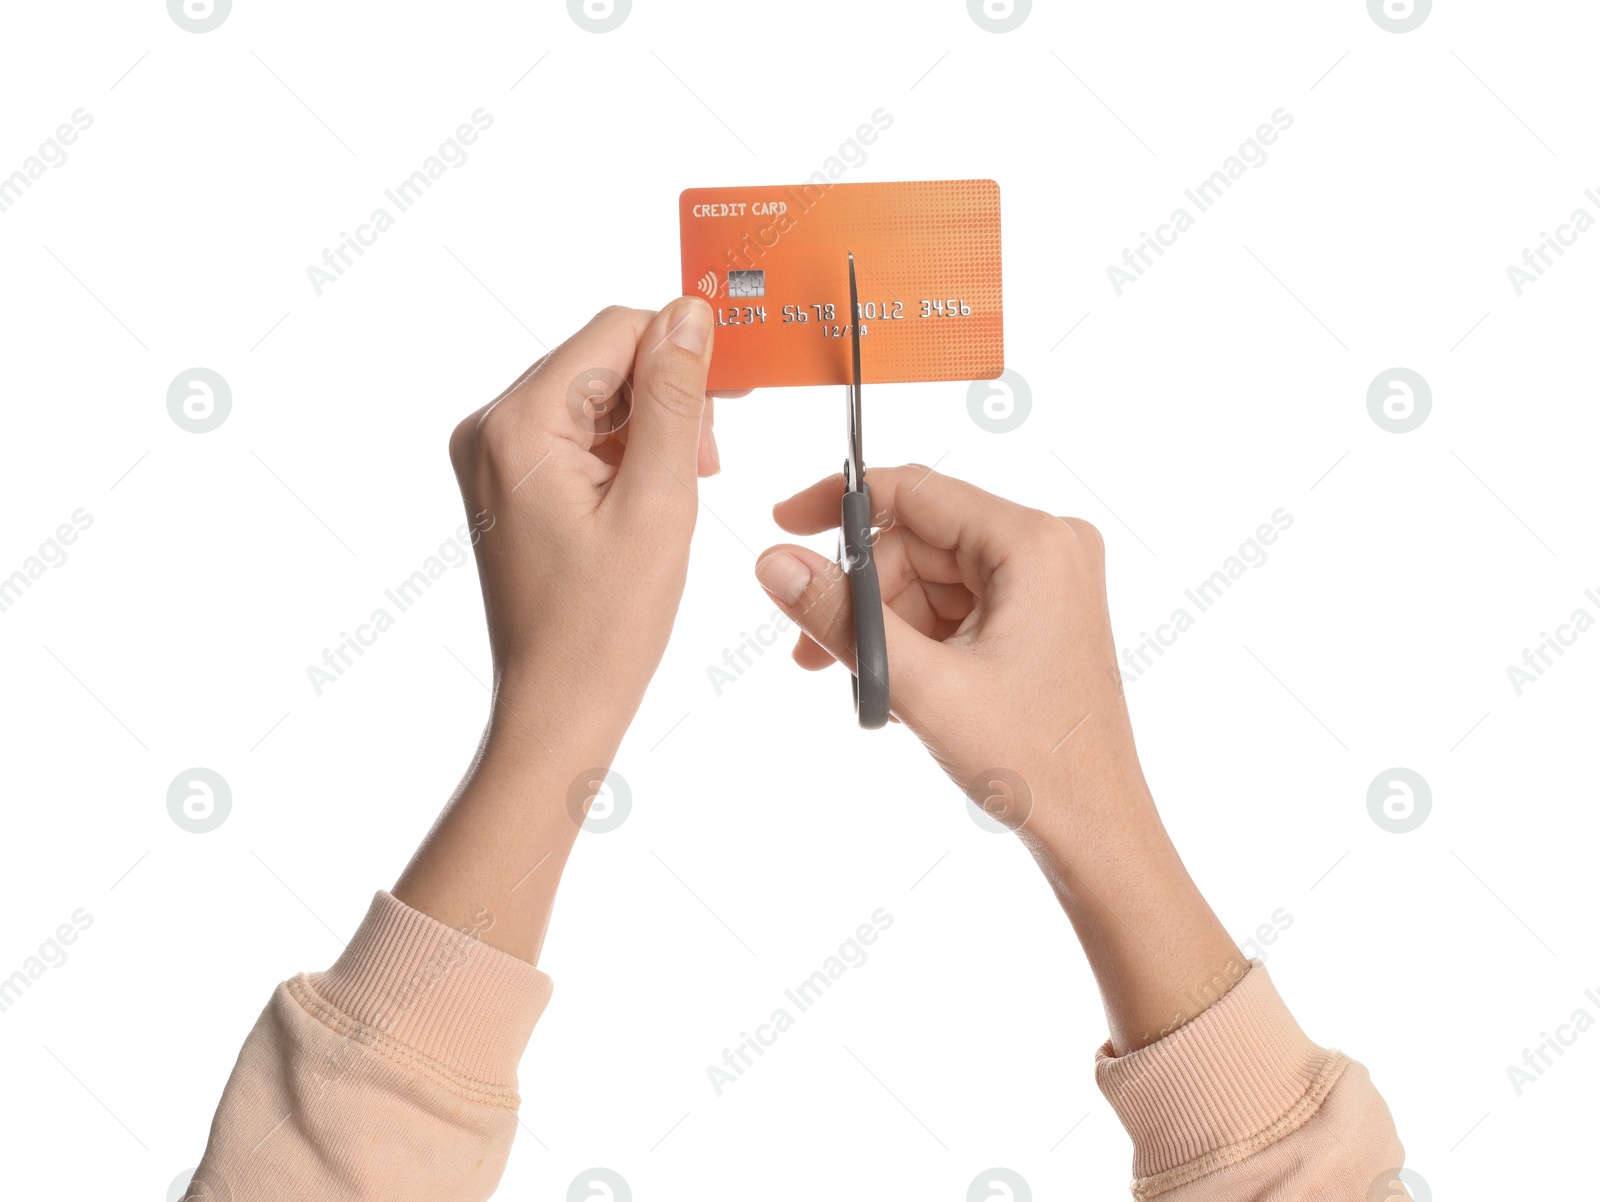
[679,179,1003,391]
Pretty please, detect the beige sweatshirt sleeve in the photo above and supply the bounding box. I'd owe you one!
[1095,963,1404,1201]
[191,898,1399,1201]
[189,891,551,1202]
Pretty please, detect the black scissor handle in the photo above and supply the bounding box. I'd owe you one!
[841,485,890,730]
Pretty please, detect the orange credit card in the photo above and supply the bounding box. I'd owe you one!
[679,179,1003,390]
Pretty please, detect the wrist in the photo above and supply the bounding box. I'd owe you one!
[1020,756,1168,882]
[485,674,634,771]
[1020,775,1246,1053]
[393,716,616,964]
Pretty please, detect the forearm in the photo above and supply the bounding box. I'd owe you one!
[1022,766,1243,1055]
[1030,765,1404,1199]
[393,690,628,965]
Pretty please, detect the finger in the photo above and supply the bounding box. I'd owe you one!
[794,635,902,716]
[773,466,1032,575]
[791,572,967,671]
[610,387,717,475]
[754,542,947,713]
[792,631,833,670]
[772,482,993,599]
[870,525,970,594]
[883,577,975,639]
[482,306,653,448]
[611,297,714,510]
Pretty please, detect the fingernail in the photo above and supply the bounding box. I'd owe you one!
[756,551,810,605]
[667,297,712,355]
[707,424,721,474]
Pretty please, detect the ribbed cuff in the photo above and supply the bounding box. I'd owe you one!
[302,891,553,1089]
[1094,962,1348,1196]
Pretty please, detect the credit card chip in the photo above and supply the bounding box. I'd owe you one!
[727,269,765,298]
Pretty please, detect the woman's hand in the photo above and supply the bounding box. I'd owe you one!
[755,466,1244,1052]
[394,298,718,963]
[755,465,1142,846]
[451,300,719,738]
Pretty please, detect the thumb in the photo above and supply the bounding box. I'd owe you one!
[613,296,714,510]
[754,543,937,718]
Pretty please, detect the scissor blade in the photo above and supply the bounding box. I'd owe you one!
[846,251,864,493]
[847,250,862,394]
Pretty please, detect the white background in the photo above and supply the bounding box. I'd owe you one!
[1,1,1595,1198]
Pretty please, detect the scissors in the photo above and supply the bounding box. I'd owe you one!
[840,251,890,729]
